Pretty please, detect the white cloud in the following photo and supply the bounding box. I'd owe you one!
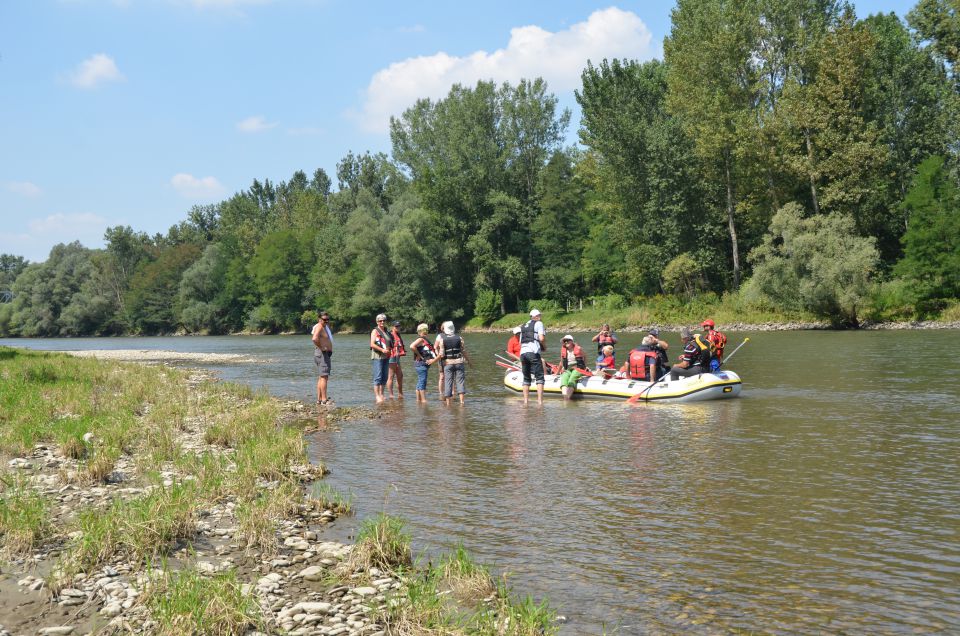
[5,181,42,197]
[0,212,112,261]
[68,53,125,89]
[170,173,226,199]
[237,115,278,133]
[355,7,654,133]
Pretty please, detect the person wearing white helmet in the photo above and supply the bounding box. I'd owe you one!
[518,308,546,404]
[437,321,468,405]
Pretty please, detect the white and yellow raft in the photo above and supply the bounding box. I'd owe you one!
[503,369,742,402]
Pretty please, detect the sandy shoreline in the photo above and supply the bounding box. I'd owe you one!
[60,349,260,364]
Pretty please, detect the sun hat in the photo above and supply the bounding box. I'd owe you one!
[443,321,455,335]
[562,334,574,342]
[512,326,522,334]
[530,309,541,317]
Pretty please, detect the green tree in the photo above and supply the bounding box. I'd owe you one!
[0,254,28,290]
[7,242,97,336]
[248,230,315,332]
[179,243,230,333]
[665,0,761,289]
[908,0,960,82]
[744,202,879,324]
[124,244,202,334]
[894,155,960,299]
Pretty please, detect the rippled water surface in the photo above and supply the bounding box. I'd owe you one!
[5,330,960,634]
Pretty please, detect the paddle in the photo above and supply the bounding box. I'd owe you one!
[496,361,519,371]
[626,368,670,404]
[717,337,750,368]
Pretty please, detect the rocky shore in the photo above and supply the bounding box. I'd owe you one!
[0,383,389,635]
[0,348,553,635]
[463,319,960,333]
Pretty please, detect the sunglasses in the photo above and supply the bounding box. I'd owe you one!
[321,317,330,321]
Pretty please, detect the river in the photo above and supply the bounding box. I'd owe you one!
[3,330,959,634]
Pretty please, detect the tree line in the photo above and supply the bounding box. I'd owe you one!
[1,0,958,337]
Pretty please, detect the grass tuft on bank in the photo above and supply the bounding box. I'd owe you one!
[144,566,262,636]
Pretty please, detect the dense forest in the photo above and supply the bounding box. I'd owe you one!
[2,0,959,336]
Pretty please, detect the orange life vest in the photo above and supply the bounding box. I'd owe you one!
[628,348,658,380]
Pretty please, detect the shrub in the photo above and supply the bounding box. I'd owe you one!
[473,287,503,325]
[662,252,705,297]
[744,202,879,326]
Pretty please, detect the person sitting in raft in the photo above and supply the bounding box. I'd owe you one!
[596,345,616,374]
[559,366,585,400]
[615,335,660,381]
[701,319,727,370]
[559,335,587,371]
[670,327,712,380]
[647,327,670,374]
[506,326,522,362]
[591,323,618,358]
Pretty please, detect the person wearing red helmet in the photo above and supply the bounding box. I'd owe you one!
[701,319,727,370]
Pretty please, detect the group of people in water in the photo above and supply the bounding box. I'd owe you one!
[311,309,727,406]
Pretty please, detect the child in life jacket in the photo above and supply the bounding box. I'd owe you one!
[596,345,615,374]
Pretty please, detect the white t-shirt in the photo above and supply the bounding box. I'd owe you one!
[519,320,545,355]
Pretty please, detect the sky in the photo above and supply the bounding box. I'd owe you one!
[0,0,919,264]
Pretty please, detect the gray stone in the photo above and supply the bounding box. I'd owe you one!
[38,628,75,636]
[99,603,123,618]
[298,566,324,581]
[352,587,376,597]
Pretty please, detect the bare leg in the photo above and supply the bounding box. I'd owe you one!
[395,364,404,398]
[536,384,544,405]
[318,376,328,403]
[387,366,396,398]
[522,385,530,404]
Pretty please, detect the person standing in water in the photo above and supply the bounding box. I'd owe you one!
[518,309,546,405]
[410,323,441,403]
[369,314,393,404]
[387,320,406,399]
[438,321,468,406]
[311,310,334,405]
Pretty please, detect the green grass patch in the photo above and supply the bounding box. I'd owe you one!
[348,513,412,573]
[0,472,53,557]
[307,482,353,515]
[145,566,262,636]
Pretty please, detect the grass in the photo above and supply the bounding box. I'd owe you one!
[144,566,262,636]
[375,536,558,636]
[307,482,353,515]
[347,513,413,574]
[0,472,52,557]
[476,292,820,332]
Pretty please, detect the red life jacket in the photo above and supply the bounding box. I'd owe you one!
[628,348,658,380]
[706,330,727,359]
[390,330,406,357]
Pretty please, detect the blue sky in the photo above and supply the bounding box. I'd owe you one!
[0,0,917,263]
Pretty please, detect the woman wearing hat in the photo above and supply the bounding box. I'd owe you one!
[558,335,587,371]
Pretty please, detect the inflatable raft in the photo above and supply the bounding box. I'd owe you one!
[503,368,742,402]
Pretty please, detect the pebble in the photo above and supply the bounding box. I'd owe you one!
[38,628,74,636]
[299,566,324,581]
[99,603,122,618]
[352,587,377,597]
[9,458,33,469]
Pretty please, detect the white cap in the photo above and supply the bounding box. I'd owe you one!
[562,334,574,341]
[530,309,541,317]
[512,326,522,334]
[442,321,455,335]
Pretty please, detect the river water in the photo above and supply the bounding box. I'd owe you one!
[3,330,959,634]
